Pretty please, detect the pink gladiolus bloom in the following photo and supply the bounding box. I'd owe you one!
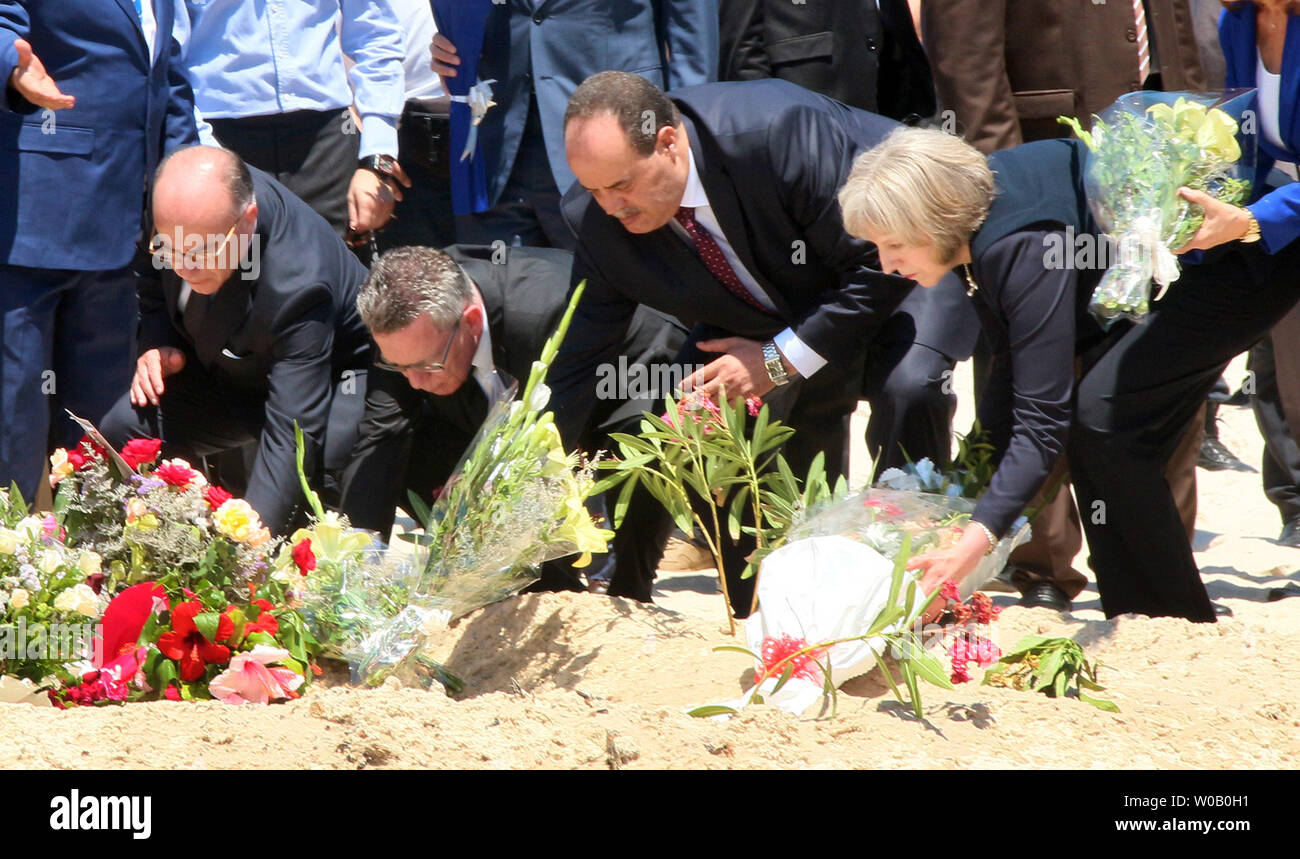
[745,396,761,417]
[208,645,305,705]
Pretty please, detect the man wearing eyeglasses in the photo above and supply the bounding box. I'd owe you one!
[340,244,686,570]
[100,145,372,535]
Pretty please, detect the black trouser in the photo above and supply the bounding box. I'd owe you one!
[210,109,359,238]
[1249,333,1300,523]
[1069,239,1300,622]
[607,321,949,617]
[377,101,456,253]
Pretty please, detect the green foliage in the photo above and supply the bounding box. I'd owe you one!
[983,635,1120,712]
[595,391,845,628]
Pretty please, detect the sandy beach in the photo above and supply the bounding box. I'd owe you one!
[2,355,1296,769]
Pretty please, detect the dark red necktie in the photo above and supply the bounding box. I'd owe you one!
[674,206,774,315]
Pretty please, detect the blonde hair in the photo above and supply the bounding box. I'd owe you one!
[838,126,995,263]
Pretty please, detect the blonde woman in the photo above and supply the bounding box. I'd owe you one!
[839,126,1300,622]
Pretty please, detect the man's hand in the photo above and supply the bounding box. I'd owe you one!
[681,337,782,402]
[430,32,461,87]
[1173,187,1254,253]
[7,39,76,110]
[131,347,186,408]
[347,161,411,234]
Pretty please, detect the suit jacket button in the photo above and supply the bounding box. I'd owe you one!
[1126,27,1137,42]
[532,14,543,24]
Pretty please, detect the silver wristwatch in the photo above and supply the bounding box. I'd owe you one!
[762,340,790,386]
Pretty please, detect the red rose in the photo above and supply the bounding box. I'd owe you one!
[205,485,233,510]
[67,449,89,471]
[292,538,316,576]
[120,438,163,470]
[164,685,182,701]
[154,461,198,490]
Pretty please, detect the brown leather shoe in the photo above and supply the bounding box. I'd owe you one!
[657,536,714,572]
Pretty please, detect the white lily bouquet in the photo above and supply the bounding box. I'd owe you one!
[1060,89,1257,324]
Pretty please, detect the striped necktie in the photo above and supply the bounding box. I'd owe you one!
[1134,0,1151,83]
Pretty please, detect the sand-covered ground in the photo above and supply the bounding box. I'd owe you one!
[2,356,1296,769]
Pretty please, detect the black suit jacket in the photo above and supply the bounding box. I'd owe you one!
[138,167,370,532]
[551,79,977,447]
[966,139,1111,537]
[718,0,935,120]
[340,244,687,535]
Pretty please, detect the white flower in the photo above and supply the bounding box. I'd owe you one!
[53,588,78,613]
[14,515,43,541]
[54,583,98,616]
[0,529,18,555]
[73,584,100,618]
[8,588,29,610]
[38,548,64,575]
[528,380,551,411]
[0,590,9,609]
[77,551,102,577]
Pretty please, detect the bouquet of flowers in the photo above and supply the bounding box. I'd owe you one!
[26,430,315,705]
[0,497,108,687]
[692,486,1030,719]
[347,282,613,686]
[1060,89,1257,324]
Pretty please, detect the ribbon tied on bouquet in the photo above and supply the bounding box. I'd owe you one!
[1125,209,1183,302]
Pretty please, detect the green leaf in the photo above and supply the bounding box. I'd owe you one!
[1052,669,1069,700]
[876,652,905,706]
[1077,675,1107,693]
[771,664,795,694]
[900,659,924,720]
[727,484,750,541]
[1033,649,1066,693]
[194,611,222,645]
[1001,635,1055,660]
[713,644,760,659]
[405,489,433,529]
[1078,693,1121,713]
[612,472,640,529]
[909,647,956,690]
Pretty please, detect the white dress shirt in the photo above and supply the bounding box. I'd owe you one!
[471,310,506,401]
[673,146,828,378]
[175,0,405,159]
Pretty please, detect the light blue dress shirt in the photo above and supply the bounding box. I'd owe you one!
[175,0,405,159]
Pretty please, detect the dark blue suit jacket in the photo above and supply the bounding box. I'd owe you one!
[0,0,197,270]
[1221,6,1300,253]
[477,0,718,205]
[550,79,979,444]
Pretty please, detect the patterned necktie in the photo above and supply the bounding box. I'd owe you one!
[673,207,774,315]
[1133,0,1151,83]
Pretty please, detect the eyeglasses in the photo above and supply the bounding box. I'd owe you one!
[148,219,243,270]
[375,315,462,374]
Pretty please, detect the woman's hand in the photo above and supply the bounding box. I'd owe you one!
[1172,187,1253,253]
[909,525,995,623]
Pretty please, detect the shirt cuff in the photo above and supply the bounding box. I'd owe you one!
[357,114,399,160]
[772,328,827,379]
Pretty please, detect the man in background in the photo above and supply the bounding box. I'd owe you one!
[0,0,197,502]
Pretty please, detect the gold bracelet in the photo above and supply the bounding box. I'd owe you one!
[1240,209,1262,244]
[971,520,998,555]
